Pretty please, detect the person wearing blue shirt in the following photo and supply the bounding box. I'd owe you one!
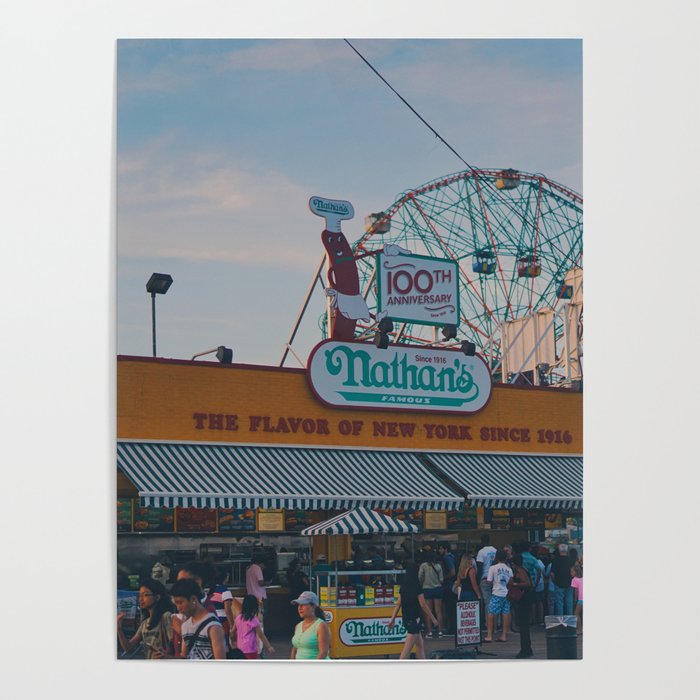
[439,543,457,634]
[518,542,541,590]
[530,545,546,624]
[544,553,556,616]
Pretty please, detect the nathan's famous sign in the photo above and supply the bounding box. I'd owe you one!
[308,340,492,414]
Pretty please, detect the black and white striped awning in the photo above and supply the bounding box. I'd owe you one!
[426,452,582,509]
[301,507,419,535]
[117,441,462,510]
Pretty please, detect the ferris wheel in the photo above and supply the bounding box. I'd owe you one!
[340,168,583,385]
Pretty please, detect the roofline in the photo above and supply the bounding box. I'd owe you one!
[116,355,580,393]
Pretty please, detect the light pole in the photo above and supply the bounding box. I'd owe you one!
[146,273,173,357]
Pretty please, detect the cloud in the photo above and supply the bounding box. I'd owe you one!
[118,40,363,98]
[220,40,352,74]
[118,140,320,269]
[362,42,580,129]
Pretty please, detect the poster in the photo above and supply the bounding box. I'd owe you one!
[218,508,256,532]
[377,507,423,527]
[456,600,481,646]
[133,503,175,532]
[285,509,326,532]
[544,513,563,529]
[447,505,478,530]
[526,510,545,529]
[175,507,217,532]
[117,590,140,633]
[491,509,511,530]
[424,510,448,530]
[257,508,285,532]
[116,498,132,532]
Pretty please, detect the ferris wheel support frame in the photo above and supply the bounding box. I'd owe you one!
[279,253,326,368]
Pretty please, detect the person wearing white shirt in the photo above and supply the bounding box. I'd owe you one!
[484,549,513,643]
[476,535,497,626]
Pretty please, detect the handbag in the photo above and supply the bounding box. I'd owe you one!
[506,566,532,603]
[506,579,524,603]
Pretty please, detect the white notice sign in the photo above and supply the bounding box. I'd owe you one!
[456,600,481,646]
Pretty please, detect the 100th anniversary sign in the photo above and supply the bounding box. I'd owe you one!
[307,340,492,414]
[376,252,460,326]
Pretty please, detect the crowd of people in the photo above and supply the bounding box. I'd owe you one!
[117,556,328,660]
[117,538,582,661]
[470,535,583,658]
[387,536,583,660]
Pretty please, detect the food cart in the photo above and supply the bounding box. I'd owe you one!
[301,507,418,659]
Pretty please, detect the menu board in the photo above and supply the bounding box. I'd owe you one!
[257,509,285,532]
[176,507,217,532]
[447,505,478,530]
[116,498,133,532]
[544,513,563,529]
[491,509,511,530]
[285,509,326,532]
[424,510,448,530]
[376,507,424,528]
[133,503,175,532]
[218,508,256,532]
[526,510,545,529]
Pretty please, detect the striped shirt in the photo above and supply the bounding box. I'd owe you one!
[207,585,233,626]
[181,614,222,660]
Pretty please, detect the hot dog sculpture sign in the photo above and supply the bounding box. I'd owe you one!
[307,196,492,415]
[309,195,412,340]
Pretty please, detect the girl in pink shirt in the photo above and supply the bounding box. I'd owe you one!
[571,563,583,634]
[231,595,274,659]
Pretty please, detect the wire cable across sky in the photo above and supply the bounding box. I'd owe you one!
[342,39,578,237]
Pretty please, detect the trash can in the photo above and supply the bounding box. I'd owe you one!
[545,615,578,659]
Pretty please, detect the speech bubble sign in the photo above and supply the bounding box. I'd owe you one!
[309,196,354,232]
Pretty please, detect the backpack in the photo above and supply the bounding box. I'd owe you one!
[184,614,218,657]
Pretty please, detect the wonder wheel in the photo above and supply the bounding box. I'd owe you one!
[333,168,583,384]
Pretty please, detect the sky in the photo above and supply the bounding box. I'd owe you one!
[117,39,582,367]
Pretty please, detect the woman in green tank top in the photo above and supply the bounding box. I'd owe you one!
[290,591,330,660]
